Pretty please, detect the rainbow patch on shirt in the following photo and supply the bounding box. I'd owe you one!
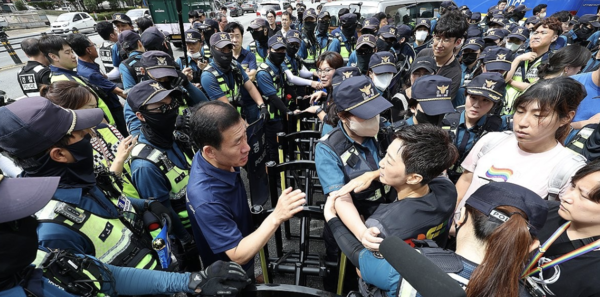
[485,166,513,182]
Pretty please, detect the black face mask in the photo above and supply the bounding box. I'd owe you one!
[356,49,374,74]
[484,41,497,48]
[376,38,393,52]
[0,216,39,279]
[252,30,269,45]
[286,43,300,57]
[269,51,287,66]
[341,23,357,40]
[303,22,317,44]
[24,134,96,189]
[577,26,594,40]
[415,109,443,126]
[317,20,330,36]
[462,52,479,65]
[204,30,215,47]
[141,107,179,149]
[297,12,304,24]
[211,46,233,72]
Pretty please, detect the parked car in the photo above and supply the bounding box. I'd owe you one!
[241,0,257,12]
[51,12,97,34]
[256,2,282,18]
[126,8,152,22]
[226,3,244,17]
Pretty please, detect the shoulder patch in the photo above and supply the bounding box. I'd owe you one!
[33,65,46,73]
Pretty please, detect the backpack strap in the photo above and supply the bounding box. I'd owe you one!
[477,131,513,159]
[547,151,586,201]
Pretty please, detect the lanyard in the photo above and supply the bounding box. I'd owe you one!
[521,221,600,278]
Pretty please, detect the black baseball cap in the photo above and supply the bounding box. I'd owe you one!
[340,13,357,26]
[318,11,331,21]
[579,14,600,28]
[463,9,473,19]
[466,182,548,236]
[379,25,397,39]
[112,13,132,24]
[410,56,437,75]
[118,30,141,50]
[471,12,482,22]
[488,17,506,27]
[463,37,484,51]
[415,18,431,29]
[286,30,302,44]
[0,175,60,223]
[525,16,540,25]
[248,18,268,30]
[482,46,512,72]
[356,34,376,50]
[396,24,412,39]
[332,66,361,88]
[507,26,530,41]
[141,27,168,51]
[513,4,532,13]
[484,28,506,40]
[304,8,317,20]
[141,50,178,79]
[204,19,219,32]
[441,1,455,9]
[0,97,104,159]
[211,32,233,48]
[467,25,482,38]
[268,35,286,49]
[362,17,379,30]
[466,72,506,102]
[127,80,182,112]
[335,76,392,119]
[369,52,397,74]
[411,75,454,116]
[184,29,203,43]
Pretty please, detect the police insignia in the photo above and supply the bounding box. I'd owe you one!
[382,56,390,63]
[497,54,506,60]
[156,57,167,66]
[437,85,449,96]
[343,71,352,78]
[220,33,228,40]
[485,80,496,89]
[359,84,373,99]
[149,82,164,91]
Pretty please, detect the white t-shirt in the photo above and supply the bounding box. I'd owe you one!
[458,132,577,212]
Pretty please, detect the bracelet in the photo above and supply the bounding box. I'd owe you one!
[258,103,266,109]
[316,106,323,114]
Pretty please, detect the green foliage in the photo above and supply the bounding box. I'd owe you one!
[14,0,27,11]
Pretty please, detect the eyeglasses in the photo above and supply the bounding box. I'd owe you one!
[317,68,334,75]
[432,35,455,44]
[215,45,233,53]
[144,100,180,114]
[531,31,551,36]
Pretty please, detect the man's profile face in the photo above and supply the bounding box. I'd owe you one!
[213,119,251,168]
[115,22,133,33]
[53,44,77,69]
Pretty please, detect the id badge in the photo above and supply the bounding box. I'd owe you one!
[117,196,133,212]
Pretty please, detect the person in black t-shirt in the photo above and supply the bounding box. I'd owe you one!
[416,10,468,102]
[534,160,600,297]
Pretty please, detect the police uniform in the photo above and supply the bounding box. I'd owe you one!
[284,30,309,104]
[176,29,206,84]
[247,18,270,65]
[328,13,358,64]
[316,11,334,57]
[17,60,50,97]
[300,8,318,71]
[118,30,146,90]
[413,19,433,54]
[455,37,484,107]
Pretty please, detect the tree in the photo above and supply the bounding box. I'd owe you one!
[83,0,98,12]
[14,0,27,11]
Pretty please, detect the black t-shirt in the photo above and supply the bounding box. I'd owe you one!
[416,48,462,101]
[536,201,600,297]
[365,177,457,248]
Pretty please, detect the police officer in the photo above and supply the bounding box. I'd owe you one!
[367,51,397,100]
[408,75,456,126]
[96,21,127,85]
[316,11,333,56]
[176,28,209,85]
[0,97,171,271]
[393,25,416,69]
[40,35,115,126]
[360,17,380,36]
[413,18,433,54]
[112,13,135,69]
[118,30,146,90]
[17,38,50,97]
[247,18,269,65]
[198,19,219,60]
[300,8,318,70]
[201,32,268,121]
[456,37,485,106]
[347,34,377,74]
[284,30,322,108]
[0,176,250,296]
[328,12,358,64]
[442,72,507,183]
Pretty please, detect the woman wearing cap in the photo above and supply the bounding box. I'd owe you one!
[456,77,586,213]
[413,19,432,54]
[325,174,547,297]
[530,160,600,296]
[40,81,140,199]
[443,73,507,183]
[505,17,562,111]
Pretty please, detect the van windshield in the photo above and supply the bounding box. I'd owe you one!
[323,2,441,27]
[56,14,73,22]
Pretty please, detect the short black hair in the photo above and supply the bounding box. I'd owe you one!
[550,10,572,23]
[433,10,468,39]
[392,124,458,185]
[374,12,387,21]
[224,21,244,35]
[39,35,69,61]
[190,101,242,150]
[220,6,227,11]
[21,38,41,56]
[97,21,115,40]
[136,17,154,33]
[533,4,547,16]
[66,33,91,57]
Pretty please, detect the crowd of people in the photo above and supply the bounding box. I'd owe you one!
[5,0,600,296]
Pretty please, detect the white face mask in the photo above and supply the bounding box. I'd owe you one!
[347,115,380,137]
[189,51,202,59]
[415,31,428,42]
[505,42,520,52]
[540,12,546,18]
[372,73,394,91]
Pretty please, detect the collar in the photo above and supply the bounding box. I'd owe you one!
[266,58,282,74]
[49,65,77,75]
[239,47,250,57]
[52,188,83,205]
[77,58,99,70]
[197,152,239,187]
[459,110,488,128]
[128,51,143,58]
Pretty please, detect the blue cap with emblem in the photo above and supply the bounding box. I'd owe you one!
[334,76,392,119]
[268,35,286,49]
[466,72,506,102]
[127,80,182,112]
[411,75,454,116]
[118,30,141,51]
[286,30,302,44]
[462,37,484,51]
[332,66,361,88]
[481,46,513,72]
[369,52,397,74]
[184,29,202,43]
[141,50,178,79]
[379,25,397,39]
[415,18,431,29]
[210,32,233,48]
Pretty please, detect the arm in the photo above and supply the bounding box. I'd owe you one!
[284,69,322,88]
[130,159,171,204]
[571,112,600,130]
[323,195,364,268]
[109,134,138,175]
[119,63,137,90]
[112,87,125,99]
[299,66,313,78]
[107,67,121,81]
[243,80,265,105]
[183,82,209,105]
[455,171,473,208]
[247,51,258,82]
[112,44,122,67]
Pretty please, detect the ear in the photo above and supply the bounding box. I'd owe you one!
[455,38,462,46]
[405,173,423,185]
[400,37,406,44]
[561,110,576,126]
[49,53,59,63]
[48,147,70,163]
[140,67,146,75]
[202,145,217,160]
[456,207,467,225]
[136,111,145,122]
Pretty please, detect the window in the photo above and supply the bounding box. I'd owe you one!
[82,13,90,19]
[385,2,441,27]
[73,14,82,21]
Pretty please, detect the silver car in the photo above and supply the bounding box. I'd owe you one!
[241,0,257,12]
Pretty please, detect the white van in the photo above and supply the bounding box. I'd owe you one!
[321,0,443,28]
[51,12,97,35]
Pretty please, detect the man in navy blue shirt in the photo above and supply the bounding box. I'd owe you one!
[186,101,306,276]
[68,33,129,137]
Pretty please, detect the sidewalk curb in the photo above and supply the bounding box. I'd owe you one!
[0,63,25,72]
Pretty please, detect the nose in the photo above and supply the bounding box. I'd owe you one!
[560,187,575,203]
[242,141,251,154]
[516,113,531,128]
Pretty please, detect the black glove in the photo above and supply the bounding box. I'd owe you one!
[188,261,250,296]
[259,103,269,120]
[172,70,190,88]
[145,201,172,232]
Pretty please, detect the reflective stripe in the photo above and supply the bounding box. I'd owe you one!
[257,63,283,119]
[249,43,264,64]
[205,65,238,104]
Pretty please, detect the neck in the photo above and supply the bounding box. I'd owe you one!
[518,136,558,153]
[435,52,454,67]
[455,224,486,264]
[233,46,242,57]
[52,63,71,71]
[415,40,424,46]
[202,152,235,172]
[567,222,600,240]
[532,46,548,57]
[79,56,95,64]
[395,184,430,201]
[31,55,49,66]
[342,123,365,144]
[544,72,561,79]
[465,115,479,128]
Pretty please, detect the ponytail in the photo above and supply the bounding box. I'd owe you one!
[465,205,534,297]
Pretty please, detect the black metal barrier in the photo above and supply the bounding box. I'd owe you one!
[241,284,342,297]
